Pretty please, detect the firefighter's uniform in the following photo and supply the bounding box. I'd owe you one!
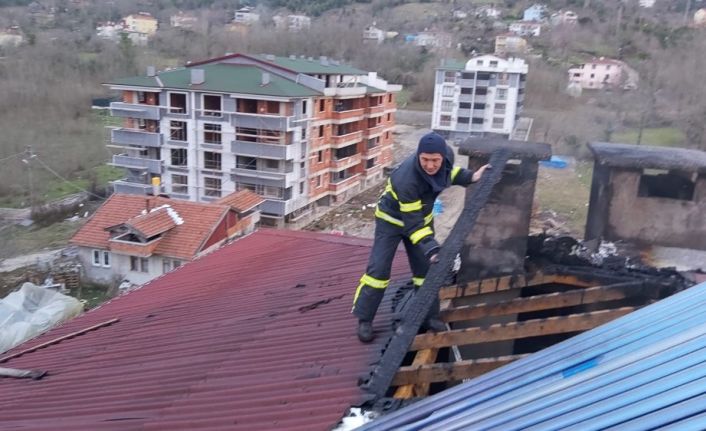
[352,145,475,323]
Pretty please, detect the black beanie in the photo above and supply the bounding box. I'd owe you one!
[417,132,447,155]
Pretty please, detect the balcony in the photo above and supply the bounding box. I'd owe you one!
[331,108,365,123]
[331,153,362,171]
[231,166,297,184]
[231,140,299,160]
[457,108,472,117]
[459,94,473,103]
[112,180,153,195]
[111,128,162,148]
[364,164,383,176]
[110,155,162,174]
[474,95,487,104]
[365,105,385,116]
[329,173,361,194]
[364,145,382,159]
[331,131,363,148]
[363,125,385,138]
[110,102,161,120]
[231,112,291,130]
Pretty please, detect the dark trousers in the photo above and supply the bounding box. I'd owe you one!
[353,218,437,322]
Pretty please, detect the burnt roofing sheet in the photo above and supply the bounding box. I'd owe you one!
[589,142,706,173]
[460,137,551,160]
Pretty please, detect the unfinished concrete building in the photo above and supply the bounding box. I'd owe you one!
[585,143,706,251]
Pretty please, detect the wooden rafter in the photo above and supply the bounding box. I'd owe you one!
[441,281,642,323]
[411,307,635,351]
[394,348,439,399]
[393,354,527,386]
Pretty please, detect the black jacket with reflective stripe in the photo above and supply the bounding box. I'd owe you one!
[377,148,474,256]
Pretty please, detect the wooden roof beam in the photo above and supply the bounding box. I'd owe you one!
[392,354,527,386]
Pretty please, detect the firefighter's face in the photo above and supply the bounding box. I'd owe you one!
[418,152,444,175]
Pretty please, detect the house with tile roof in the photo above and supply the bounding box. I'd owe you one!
[70,190,263,286]
[104,53,401,227]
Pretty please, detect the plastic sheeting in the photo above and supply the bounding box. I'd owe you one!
[0,283,83,354]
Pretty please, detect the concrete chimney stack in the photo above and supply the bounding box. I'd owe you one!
[146,66,156,77]
[190,69,205,85]
[261,72,270,86]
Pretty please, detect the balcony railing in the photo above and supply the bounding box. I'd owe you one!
[329,173,361,193]
[109,102,161,120]
[364,125,385,137]
[365,105,385,116]
[231,140,298,160]
[331,108,365,122]
[231,112,292,130]
[112,180,153,195]
[111,128,162,148]
[231,166,297,184]
[331,153,362,171]
[110,155,162,174]
[331,131,363,148]
[364,145,382,158]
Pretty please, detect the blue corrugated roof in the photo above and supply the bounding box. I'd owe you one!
[361,281,706,430]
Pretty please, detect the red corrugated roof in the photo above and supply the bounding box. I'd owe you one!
[0,229,409,430]
[71,194,230,260]
[215,190,265,213]
[123,206,178,238]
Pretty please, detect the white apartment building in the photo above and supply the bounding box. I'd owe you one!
[568,58,639,90]
[431,55,528,139]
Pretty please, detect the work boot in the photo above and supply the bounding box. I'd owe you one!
[357,320,374,343]
[423,318,447,333]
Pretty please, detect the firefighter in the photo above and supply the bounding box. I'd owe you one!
[352,132,492,342]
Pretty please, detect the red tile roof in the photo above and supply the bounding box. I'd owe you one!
[0,230,409,430]
[71,194,230,260]
[215,189,265,213]
[123,206,179,238]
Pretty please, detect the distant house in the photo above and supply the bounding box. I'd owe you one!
[568,57,639,90]
[124,12,158,35]
[523,4,547,22]
[476,5,501,19]
[233,6,260,24]
[550,10,578,26]
[414,30,453,49]
[363,24,385,43]
[0,27,23,47]
[495,34,528,55]
[96,21,123,41]
[509,21,542,37]
[695,8,706,27]
[639,0,656,7]
[70,191,263,287]
[170,11,199,30]
[273,14,311,32]
[452,9,468,19]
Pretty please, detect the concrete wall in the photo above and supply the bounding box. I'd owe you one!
[458,159,539,282]
[79,248,174,286]
[587,168,706,250]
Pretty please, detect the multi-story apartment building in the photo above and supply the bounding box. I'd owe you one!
[104,53,400,226]
[568,58,639,90]
[431,55,528,140]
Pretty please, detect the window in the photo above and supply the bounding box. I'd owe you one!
[204,123,222,144]
[388,94,392,103]
[92,249,101,266]
[169,93,187,114]
[301,127,307,140]
[162,259,182,274]
[236,156,257,170]
[102,251,111,268]
[459,102,471,109]
[319,99,325,112]
[461,72,474,79]
[494,103,506,114]
[385,131,390,139]
[387,113,392,121]
[204,152,222,170]
[590,73,595,79]
[204,177,222,197]
[476,60,483,66]
[170,121,187,141]
[489,60,498,67]
[496,88,507,100]
[592,64,597,69]
[171,148,188,166]
[458,117,470,124]
[202,94,222,117]
[264,158,279,170]
[319,125,324,138]
[441,86,454,97]
[317,150,323,162]
[472,117,484,124]
[301,100,307,115]
[441,100,454,112]
[638,170,695,201]
[473,103,486,109]
[492,117,504,128]
[366,158,376,169]
[264,101,279,114]
[444,71,456,83]
[440,115,451,127]
[299,181,305,194]
[316,175,322,187]
[476,87,488,96]
[130,256,149,273]
[460,88,472,95]
[172,174,188,194]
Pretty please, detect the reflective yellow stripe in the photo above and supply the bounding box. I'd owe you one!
[361,274,389,289]
[399,200,422,212]
[410,226,434,244]
[451,166,461,182]
[375,207,404,227]
[424,212,433,225]
[385,178,399,200]
[352,282,365,306]
[412,277,425,287]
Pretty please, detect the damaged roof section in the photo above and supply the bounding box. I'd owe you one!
[589,142,706,173]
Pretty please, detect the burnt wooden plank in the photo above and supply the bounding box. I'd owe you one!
[441,281,642,323]
[360,149,510,397]
[438,272,544,300]
[411,307,635,351]
[394,348,439,399]
[392,354,527,386]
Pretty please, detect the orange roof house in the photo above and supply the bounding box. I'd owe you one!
[71,191,263,287]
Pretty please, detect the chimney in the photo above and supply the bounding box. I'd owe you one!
[151,176,161,197]
[261,72,270,86]
[319,56,329,66]
[145,198,151,212]
[190,68,205,85]
[289,54,297,59]
[146,66,156,77]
